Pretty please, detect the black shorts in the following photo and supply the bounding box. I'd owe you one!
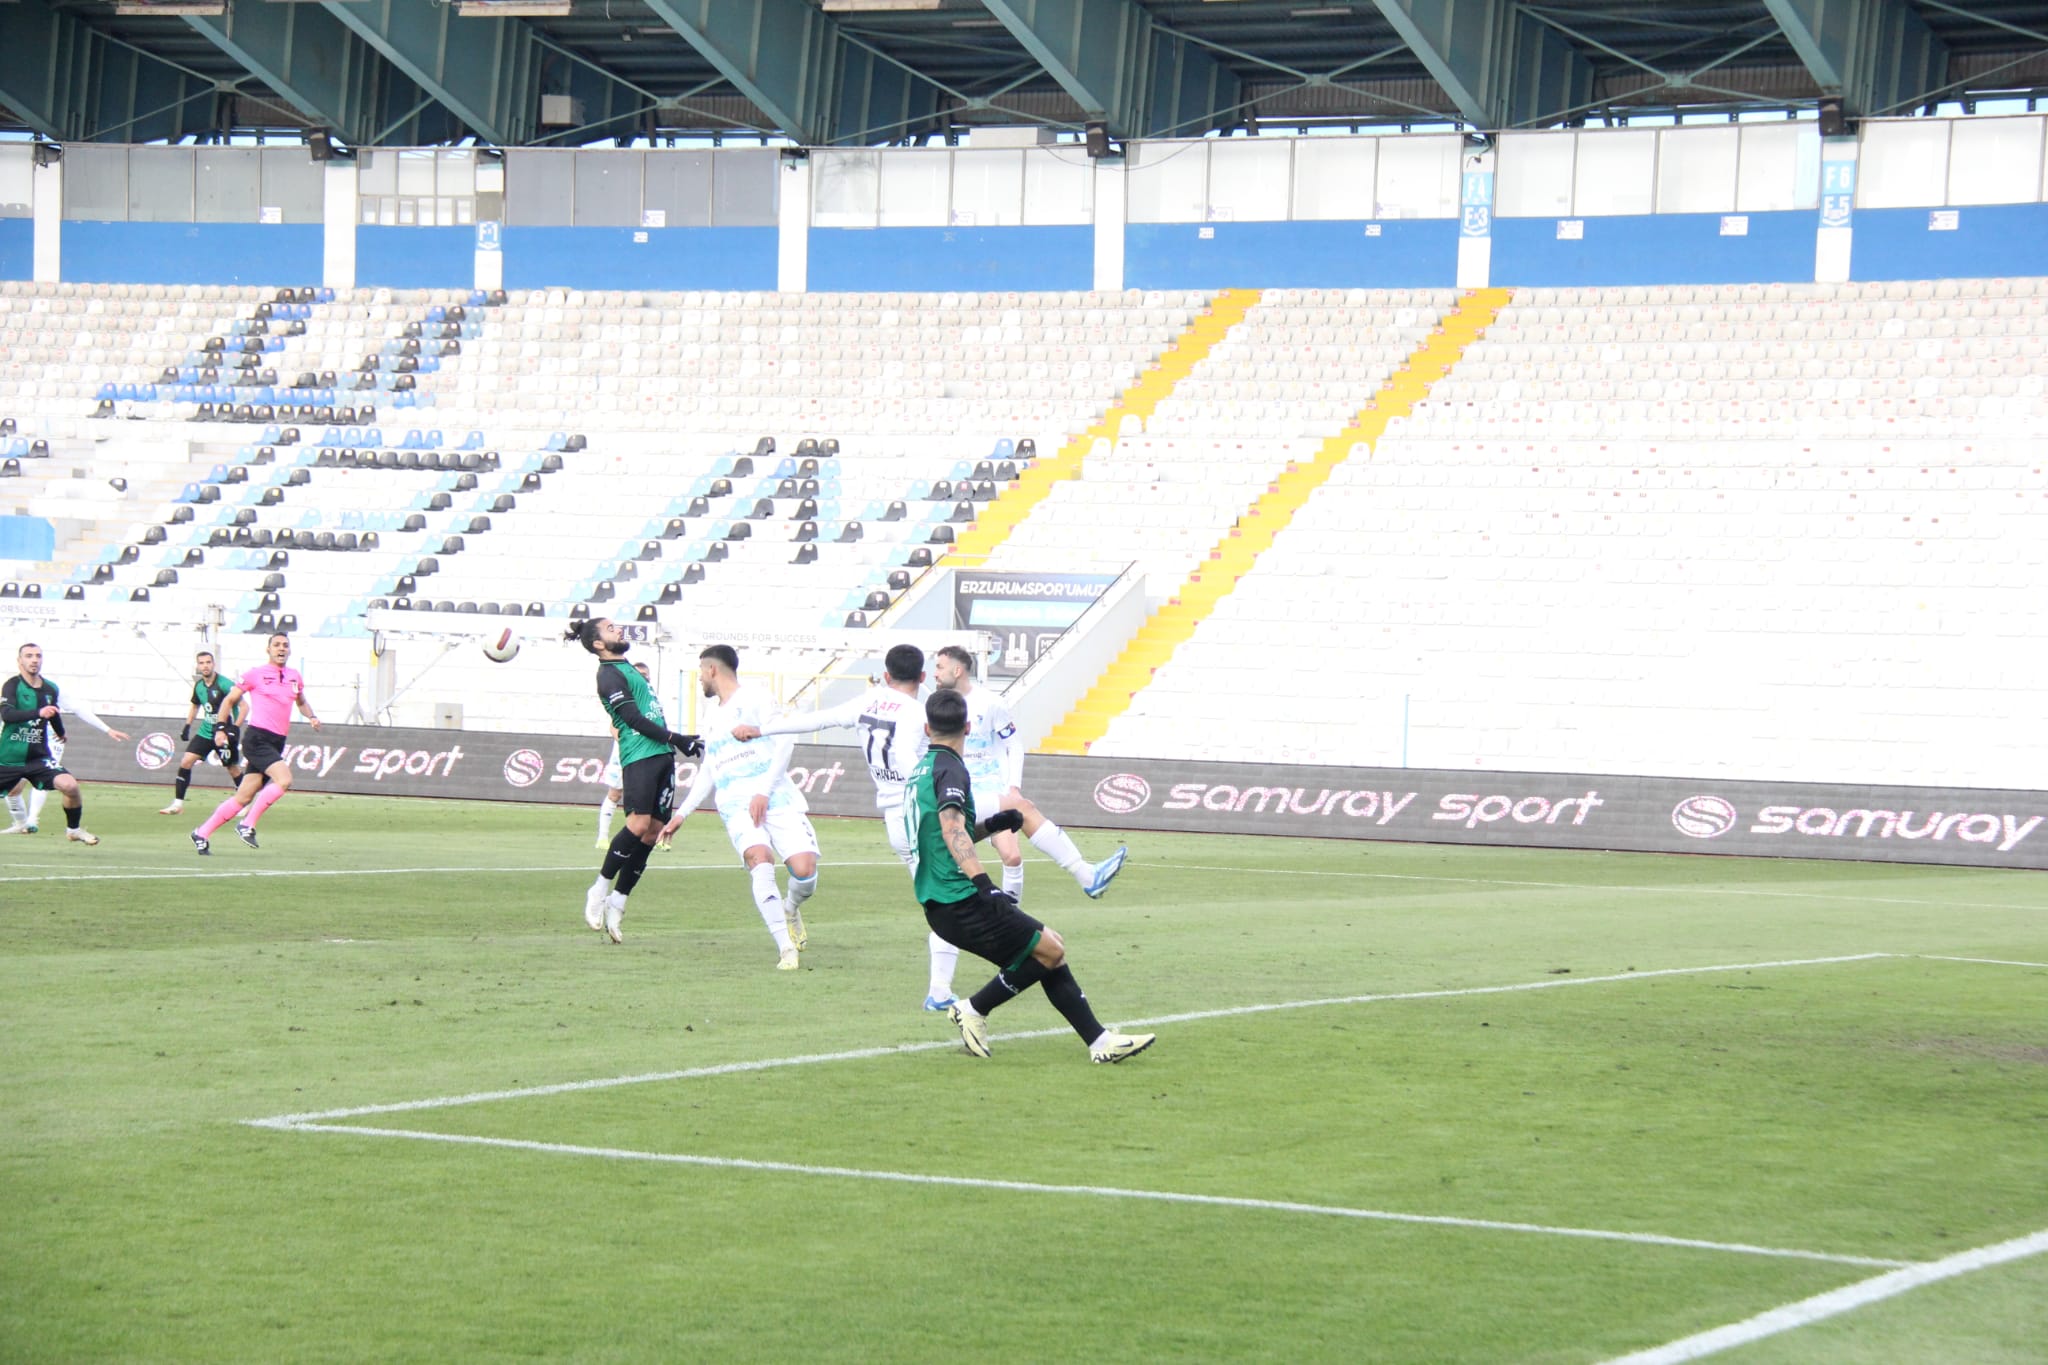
[186,730,241,767]
[923,890,1046,975]
[619,753,676,819]
[0,760,66,792]
[241,725,288,774]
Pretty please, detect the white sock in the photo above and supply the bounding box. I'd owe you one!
[607,889,627,910]
[589,874,609,896]
[750,862,792,950]
[1030,820,1091,881]
[4,791,24,827]
[597,796,615,841]
[1001,862,1024,903]
[786,871,817,910]
[27,788,48,825]
[928,932,959,999]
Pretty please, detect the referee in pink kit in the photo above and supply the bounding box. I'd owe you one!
[191,633,322,855]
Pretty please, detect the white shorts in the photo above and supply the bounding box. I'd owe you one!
[971,777,1014,827]
[602,743,622,790]
[881,802,914,867]
[720,804,820,862]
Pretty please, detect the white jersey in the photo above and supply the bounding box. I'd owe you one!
[757,684,927,812]
[958,684,1022,794]
[676,683,807,820]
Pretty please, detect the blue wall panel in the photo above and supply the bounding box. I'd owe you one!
[503,227,776,291]
[808,226,1092,293]
[1124,221,1457,290]
[1491,212,1814,287]
[0,516,57,561]
[356,226,474,290]
[63,223,323,287]
[0,219,31,281]
[1852,204,2048,281]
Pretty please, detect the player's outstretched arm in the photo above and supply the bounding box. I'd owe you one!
[747,694,870,741]
[63,696,129,743]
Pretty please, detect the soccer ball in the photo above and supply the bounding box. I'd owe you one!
[482,627,521,663]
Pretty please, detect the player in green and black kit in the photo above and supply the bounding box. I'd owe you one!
[158,650,248,815]
[1,642,129,846]
[898,688,1154,1065]
[564,618,700,943]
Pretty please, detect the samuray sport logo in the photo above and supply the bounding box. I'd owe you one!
[1671,795,1738,839]
[1093,773,1152,814]
[134,732,178,771]
[502,749,544,788]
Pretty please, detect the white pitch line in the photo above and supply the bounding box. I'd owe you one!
[1602,1226,2048,1363]
[0,860,906,884]
[279,1122,1914,1271]
[1912,954,2048,969]
[1167,861,2048,913]
[247,953,1891,1126]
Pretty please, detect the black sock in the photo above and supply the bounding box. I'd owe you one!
[1040,965,1105,1047]
[970,957,1050,1017]
[600,827,640,881]
[65,801,82,831]
[174,769,191,800]
[614,839,655,896]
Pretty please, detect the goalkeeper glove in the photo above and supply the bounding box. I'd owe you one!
[980,809,1024,838]
[668,732,703,757]
[971,872,1017,908]
[180,723,191,741]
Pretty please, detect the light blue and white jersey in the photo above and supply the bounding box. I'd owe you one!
[678,683,807,819]
[959,684,1022,795]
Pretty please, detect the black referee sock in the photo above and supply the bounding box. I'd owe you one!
[970,957,1050,1017]
[65,801,82,831]
[600,828,641,881]
[174,769,191,800]
[614,840,655,896]
[1040,965,1105,1047]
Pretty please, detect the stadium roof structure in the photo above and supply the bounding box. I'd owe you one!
[1,0,2045,149]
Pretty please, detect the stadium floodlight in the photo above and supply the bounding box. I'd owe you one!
[821,0,943,11]
[112,1,227,12]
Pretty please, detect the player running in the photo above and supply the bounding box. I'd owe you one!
[567,619,698,943]
[158,649,247,815]
[660,644,817,971]
[190,633,321,854]
[0,642,130,845]
[900,687,1153,1064]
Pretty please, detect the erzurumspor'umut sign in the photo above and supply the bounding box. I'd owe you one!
[63,718,2048,870]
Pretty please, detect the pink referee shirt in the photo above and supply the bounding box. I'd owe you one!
[239,664,305,734]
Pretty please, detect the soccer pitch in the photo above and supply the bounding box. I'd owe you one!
[2,786,2044,1363]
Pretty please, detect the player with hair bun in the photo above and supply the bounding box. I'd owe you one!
[566,618,700,943]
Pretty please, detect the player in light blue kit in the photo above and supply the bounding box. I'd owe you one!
[931,643,1125,910]
[662,645,817,971]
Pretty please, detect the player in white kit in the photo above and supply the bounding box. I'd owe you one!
[662,645,819,971]
[733,643,960,1006]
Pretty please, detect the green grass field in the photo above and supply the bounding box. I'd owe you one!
[3,783,2045,1363]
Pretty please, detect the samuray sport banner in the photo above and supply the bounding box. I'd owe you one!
[61,718,2048,870]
